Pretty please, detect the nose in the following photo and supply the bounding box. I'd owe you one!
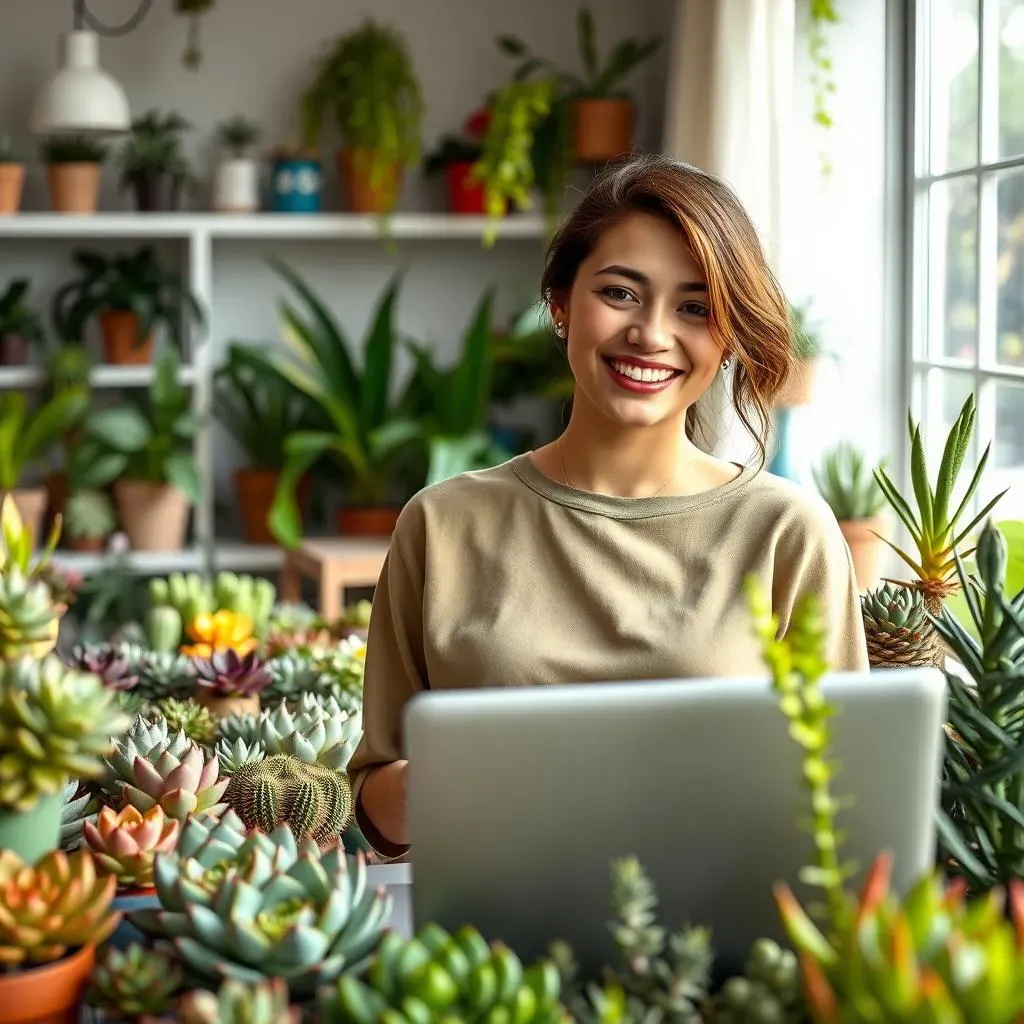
[626,304,674,352]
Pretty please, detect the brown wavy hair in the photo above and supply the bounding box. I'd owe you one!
[541,153,793,468]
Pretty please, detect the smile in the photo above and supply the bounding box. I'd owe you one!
[603,357,684,393]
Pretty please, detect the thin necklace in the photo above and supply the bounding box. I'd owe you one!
[557,437,674,497]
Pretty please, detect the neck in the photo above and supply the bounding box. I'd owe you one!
[557,402,696,498]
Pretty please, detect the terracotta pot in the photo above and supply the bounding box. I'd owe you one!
[47,163,101,214]
[338,148,401,213]
[194,689,261,720]
[0,942,95,1024]
[113,480,191,551]
[0,163,24,215]
[0,488,48,547]
[336,505,402,536]
[840,516,886,593]
[572,98,635,162]
[0,334,28,365]
[233,468,311,545]
[67,535,105,552]
[775,357,818,408]
[99,310,154,364]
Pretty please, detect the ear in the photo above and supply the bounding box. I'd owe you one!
[548,294,568,325]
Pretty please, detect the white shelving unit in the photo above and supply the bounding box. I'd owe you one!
[1,211,548,578]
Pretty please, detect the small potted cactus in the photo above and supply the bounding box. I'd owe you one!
[190,648,271,719]
[0,135,25,216]
[62,487,117,552]
[213,115,263,213]
[0,848,121,1023]
[86,943,184,1022]
[40,135,108,214]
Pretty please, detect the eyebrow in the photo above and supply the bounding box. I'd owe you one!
[596,264,707,293]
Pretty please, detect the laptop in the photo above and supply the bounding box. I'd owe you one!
[403,669,947,980]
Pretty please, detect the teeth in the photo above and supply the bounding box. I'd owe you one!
[611,360,675,383]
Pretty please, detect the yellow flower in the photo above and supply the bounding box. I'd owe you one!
[180,609,257,657]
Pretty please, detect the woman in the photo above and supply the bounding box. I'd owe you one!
[348,154,869,860]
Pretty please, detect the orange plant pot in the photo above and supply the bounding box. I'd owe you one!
[99,311,154,364]
[194,689,261,720]
[338,148,401,213]
[233,468,311,545]
[336,506,402,536]
[0,164,25,215]
[0,488,48,548]
[840,516,886,593]
[47,163,101,214]
[572,99,635,162]
[114,480,191,551]
[0,943,95,1024]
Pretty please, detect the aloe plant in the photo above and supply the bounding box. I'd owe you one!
[0,389,89,491]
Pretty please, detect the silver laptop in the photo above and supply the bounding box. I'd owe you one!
[404,669,947,979]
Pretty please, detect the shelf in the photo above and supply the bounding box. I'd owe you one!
[0,212,547,242]
[0,364,197,389]
[212,544,285,572]
[50,542,286,577]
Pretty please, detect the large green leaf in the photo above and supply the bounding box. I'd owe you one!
[269,430,340,549]
[360,272,404,434]
[87,406,152,453]
[447,288,496,435]
[947,520,1024,640]
[426,432,509,486]
[0,393,27,490]
[164,451,202,504]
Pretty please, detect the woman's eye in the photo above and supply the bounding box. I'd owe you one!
[602,286,635,302]
[681,301,708,317]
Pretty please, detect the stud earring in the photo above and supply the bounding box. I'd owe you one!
[721,357,731,370]
[554,322,567,338]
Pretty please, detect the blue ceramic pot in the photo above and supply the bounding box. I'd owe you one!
[270,157,322,213]
[109,887,159,949]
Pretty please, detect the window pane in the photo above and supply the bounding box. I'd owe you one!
[923,369,976,479]
[999,0,1024,160]
[985,381,1024,523]
[997,168,1024,369]
[929,0,979,172]
[928,177,978,360]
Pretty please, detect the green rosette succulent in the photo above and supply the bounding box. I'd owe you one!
[120,644,196,701]
[87,942,185,1019]
[263,651,322,702]
[60,778,100,850]
[102,714,193,793]
[0,568,60,662]
[131,809,393,996]
[215,735,266,775]
[259,695,361,772]
[218,710,261,745]
[119,740,229,820]
[178,977,297,1024]
[155,696,219,745]
[0,654,131,812]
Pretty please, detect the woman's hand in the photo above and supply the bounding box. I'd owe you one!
[360,759,409,847]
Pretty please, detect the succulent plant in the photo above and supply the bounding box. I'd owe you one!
[83,803,180,887]
[224,753,352,846]
[178,977,298,1024]
[119,740,229,821]
[312,637,366,706]
[322,924,568,1024]
[218,709,261,745]
[66,642,139,690]
[145,603,183,653]
[181,609,259,658]
[0,570,61,662]
[131,809,393,995]
[192,649,271,698]
[263,651,321,701]
[154,696,219,745]
[60,778,100,850]
[266,601,319,635]
[861,581,941,669]
[215,735,266,775]
[87,942,185,1018]
[0,654,132,812]
[705,938,803,1022]
[131,647,197,701]
[0,847,120,966]
[259,695,361,772]
[102,715,193,793]
[263,627,333,659]
[214,572,276,639]
[812,442,886,521]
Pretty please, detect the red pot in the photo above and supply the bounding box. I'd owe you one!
[445,161,487,215]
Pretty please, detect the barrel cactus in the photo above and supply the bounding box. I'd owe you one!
[87,942,185,1019]
[131,809,392,996]
[224,753,352,847]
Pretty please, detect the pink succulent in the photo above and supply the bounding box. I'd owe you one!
[83,804,180,888]
[120,742,229,821]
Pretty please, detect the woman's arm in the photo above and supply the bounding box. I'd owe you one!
[347,505,428,859]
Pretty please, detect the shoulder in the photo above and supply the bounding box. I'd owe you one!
[738,469,846,554]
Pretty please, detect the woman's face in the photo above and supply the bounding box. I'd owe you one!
[552,212,725,431]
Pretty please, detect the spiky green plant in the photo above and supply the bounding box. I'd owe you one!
[60,778,99,850]
[262,651,322,702]
[215,735,266,775]
[927,519,1024,893]
[120,644,195,701]
[223,753,352,847]
[320,923,569,1024]
[812,442,886,521]
[154,696,219,745]
[258,695,361,771]
[86,942,185,1018]
[218,709,261,744]
[860,581,942,669]
[131,809,392,996]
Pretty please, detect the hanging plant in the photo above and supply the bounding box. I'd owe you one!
[807,0,839,178]
[174,0,215,70]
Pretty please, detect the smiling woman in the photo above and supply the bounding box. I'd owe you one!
[347,154,869,861]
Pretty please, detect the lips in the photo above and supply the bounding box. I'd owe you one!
[603,356,685,394]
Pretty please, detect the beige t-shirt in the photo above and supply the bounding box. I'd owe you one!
[348,454,869,858]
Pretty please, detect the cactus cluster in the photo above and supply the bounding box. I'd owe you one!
[131,810,392,995]
[86,942,184,1018]
[83,803,180,887]
[224,753,353,847]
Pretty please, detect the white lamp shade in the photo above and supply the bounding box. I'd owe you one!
[30,31,130,136]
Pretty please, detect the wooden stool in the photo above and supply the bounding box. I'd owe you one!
[278,537,391,620]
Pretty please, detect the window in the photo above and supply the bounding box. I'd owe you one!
[909,0,1024,522]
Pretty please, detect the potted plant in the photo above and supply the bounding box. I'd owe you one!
[65,345,202,551]
[189,649,271,719]
[62,488,116,552]
[300,18,423,214]
[497,8,660,162]
[268,144,323,213]
[0,135,25,216]
[118,109,194,212]
[213,342,315,544]
[0,279,45,366]
[213,115,262,213]
[232,259,420,545]
[52,246,205,365]
[422,107,492,214]
[812,443,887,591]
[41,135,108,214]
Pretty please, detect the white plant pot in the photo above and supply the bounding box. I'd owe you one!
[214,157,260,212]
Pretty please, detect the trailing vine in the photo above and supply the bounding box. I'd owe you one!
[807,0,839,179]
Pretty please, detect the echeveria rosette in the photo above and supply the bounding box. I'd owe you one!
[120,742,229,821]
[192,649,271,698]
[83,804,181,888]
[131,810,392,995]
[0,654,132,812]
[87,942,185,1018]
[66,642,139,691]
[259,695,362,772]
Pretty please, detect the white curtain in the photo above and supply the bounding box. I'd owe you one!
[662,0,796,461]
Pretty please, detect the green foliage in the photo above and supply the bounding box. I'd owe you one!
[812,443,886,520]
[157,696,219,746]
[87,942,185,1018]
[806,0,840,177]
[788,302,822,361]
[41,135,108,164]
[62,487,116,540]
[0,278,45,349]
[218,115,262,156]
[118,108,193,187]
[178,977,296,1024]
[147,570,276,641]
[0,388,88,490]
